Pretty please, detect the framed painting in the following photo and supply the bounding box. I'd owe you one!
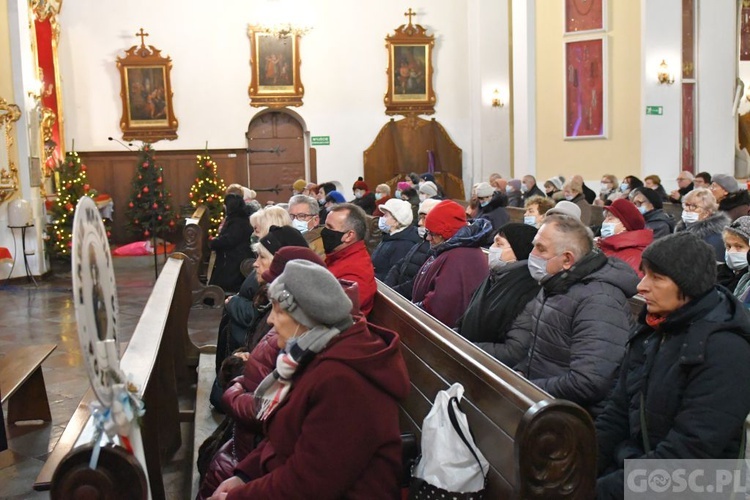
[248,27,304,108]
[116,36,178,142]
[564,0,606,35]
[384,17,435,117]
[564,36,607,139]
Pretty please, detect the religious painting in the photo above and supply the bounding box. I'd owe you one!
[742,0,750,61]
[384,13,435,117]
[564,0,606,35]
[248,27,304,108]
[116,31,178,142]
[564,36,607,139]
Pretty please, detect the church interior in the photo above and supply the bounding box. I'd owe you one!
[1,0,750,498]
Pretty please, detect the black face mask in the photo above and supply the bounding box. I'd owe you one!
[321,227,347,254]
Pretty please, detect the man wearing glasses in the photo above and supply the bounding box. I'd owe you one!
[288,195,324,258]
[668,170,694,204]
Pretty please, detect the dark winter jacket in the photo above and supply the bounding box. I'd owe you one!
[516,253,639,416]
[597,229,654,278]
[522,183,545,203]
[371,225,422,281]
[352,192,377,215]
[669,182,694,203]
[719,189,750,222]
[570,193,593,225]
[412,219,492,327]
[643,208,675,239]
[582,182,597,204]
[476,196,510,241]
[209,194,254,293]
[507,190,523,208]
[595,287,750,498]
[383,240,431,300]
[227,318,409,500]
[675,211,731,263]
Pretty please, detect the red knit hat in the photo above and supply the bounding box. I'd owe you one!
[352,177,368,191]
[425,200,467,240]
[604,198,645,231]
[261,246,325,283]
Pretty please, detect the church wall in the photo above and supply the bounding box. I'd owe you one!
[57,1,504,198]
[534,0,642,184]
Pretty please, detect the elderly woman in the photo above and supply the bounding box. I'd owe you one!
[249,205,292,241]
[209,260,409,499]
[629,187,675,239]
[561,178,593,225]
[543,176,564,201]
[675,187,731,262]
[643,174,669,202]
[523,195,556,228]
[595,174,619,206]
[595,233,750,497]
[456,223,539,366]
[596,199,654,277]
[718,216,750,297]
[371,198,421,280]
[209,189,254,293]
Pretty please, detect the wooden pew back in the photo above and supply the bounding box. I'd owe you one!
[369,283,597,499]
[174,205,224,306]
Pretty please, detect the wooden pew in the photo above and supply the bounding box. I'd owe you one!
[34,255,200,499]
[365,215,383,254]
[174,205,225,307]
[0,344,57,426]
[369,283,597,499]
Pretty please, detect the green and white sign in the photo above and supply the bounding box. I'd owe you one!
[311,136,330,146]
[646,106,663,116]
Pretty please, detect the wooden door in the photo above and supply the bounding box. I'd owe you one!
[246,112,305,206]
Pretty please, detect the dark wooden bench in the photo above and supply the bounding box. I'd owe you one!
[0,344,56,427]
[34,255,201,499]
[174,205,224,307]
[369,282,597,498]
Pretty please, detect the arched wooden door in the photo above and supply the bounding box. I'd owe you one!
[246,111,306,206]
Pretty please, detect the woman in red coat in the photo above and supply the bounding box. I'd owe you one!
[209,260,409,499]
[596,198,654,277]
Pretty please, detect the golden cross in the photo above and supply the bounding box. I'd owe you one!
[135,28,149,47]
[404,8,417,25]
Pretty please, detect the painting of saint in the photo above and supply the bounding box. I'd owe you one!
[392,45,427,100]
[257,35,294,89]
[126,67,169,123]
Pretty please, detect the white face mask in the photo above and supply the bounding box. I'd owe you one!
[527,253,550,282]
[682,211,700,225]
[354,190,363,199]
[419,193,428,202]
[521,184,529,193]
[600,182,610,193]
[418,226,427,239]
[523,215,537,227]
[564,194,575,201]
[600,222,617,238]
[291,218,309,234]
[488,246,507,271]
[505,186,513,193]
[726,250,749,271]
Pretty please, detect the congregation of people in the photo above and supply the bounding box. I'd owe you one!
[197,169,750,499]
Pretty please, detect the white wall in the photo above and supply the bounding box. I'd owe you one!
[512,0,535,179]
[57,1,513,198]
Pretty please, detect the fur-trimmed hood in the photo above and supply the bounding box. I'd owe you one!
[675,211,731,239]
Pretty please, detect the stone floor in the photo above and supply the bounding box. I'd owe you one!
[0,255,222,499]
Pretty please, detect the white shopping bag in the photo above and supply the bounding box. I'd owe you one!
[412,383,489,492]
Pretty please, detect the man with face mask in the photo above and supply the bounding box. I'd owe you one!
[323,203,376,315]
[456,223,539,366]
[288,195,324,258]
[514,214,639,417]
[474,182,510,241]
[521,175,545,202]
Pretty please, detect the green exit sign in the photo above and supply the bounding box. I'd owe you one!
[311,136,330,146]
[646,106,663,116]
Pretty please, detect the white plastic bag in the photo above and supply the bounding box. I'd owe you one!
[412,383,489,493]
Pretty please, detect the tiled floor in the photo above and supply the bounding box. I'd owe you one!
[0,255,222,499]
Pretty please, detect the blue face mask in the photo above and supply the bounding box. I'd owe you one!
[600,222,616,238]
[375,193,383,201]
[620,182,629,192]
[395,190,402,199]
[527,253,549,282]
[480,200,490,208]
[523,215,537,227]
[378,216,391,234]
[637,205,647,215]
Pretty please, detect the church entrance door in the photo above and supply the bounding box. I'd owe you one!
[246,111,306,206]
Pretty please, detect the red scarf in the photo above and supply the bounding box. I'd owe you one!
[645,313,667,329]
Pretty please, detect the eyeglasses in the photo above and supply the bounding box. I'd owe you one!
[682,203,701,212]
[289,213,316,221]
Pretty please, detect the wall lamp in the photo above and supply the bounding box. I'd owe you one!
[491,89,504,108]
[657,60,675,85]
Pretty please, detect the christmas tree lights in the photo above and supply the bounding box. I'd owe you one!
[124,143,176,240]
[188,154,226,237]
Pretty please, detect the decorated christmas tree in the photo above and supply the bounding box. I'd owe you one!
[188,154,226,237]
[124,144,176,240]
[47,150,101,258]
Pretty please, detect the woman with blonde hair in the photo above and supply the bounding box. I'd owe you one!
[249,206,292,239]
[595,174,618,206]
[675,187,730,262]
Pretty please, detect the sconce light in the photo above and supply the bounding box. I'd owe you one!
[27,70,53,102]
[657,60,675,85]
[491,89,504,108]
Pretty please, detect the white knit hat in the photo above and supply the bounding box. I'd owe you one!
[380,198,414,226]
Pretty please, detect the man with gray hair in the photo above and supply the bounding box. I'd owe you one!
[669,170,694,204]
[514,214,640,416]
[288,195,324,258]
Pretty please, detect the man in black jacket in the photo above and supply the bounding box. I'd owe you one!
[521,175,545,202]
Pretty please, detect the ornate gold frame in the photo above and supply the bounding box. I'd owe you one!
[247,27,304,108]
[116,31,179,142]
[384,10,436,117]
[0,97,22,203]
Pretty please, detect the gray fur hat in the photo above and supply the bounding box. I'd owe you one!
[268,260,352,328]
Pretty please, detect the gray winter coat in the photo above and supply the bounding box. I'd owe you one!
[674,211,730,263]
[516,253,640,416]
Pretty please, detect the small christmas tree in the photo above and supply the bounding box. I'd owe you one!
[47,150,101,258]
[124,143,176,240]
[188,154,226,237]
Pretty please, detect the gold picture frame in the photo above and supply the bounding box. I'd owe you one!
[384,11,436,117]
[116,30,178,142]
[248,27,304,108]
